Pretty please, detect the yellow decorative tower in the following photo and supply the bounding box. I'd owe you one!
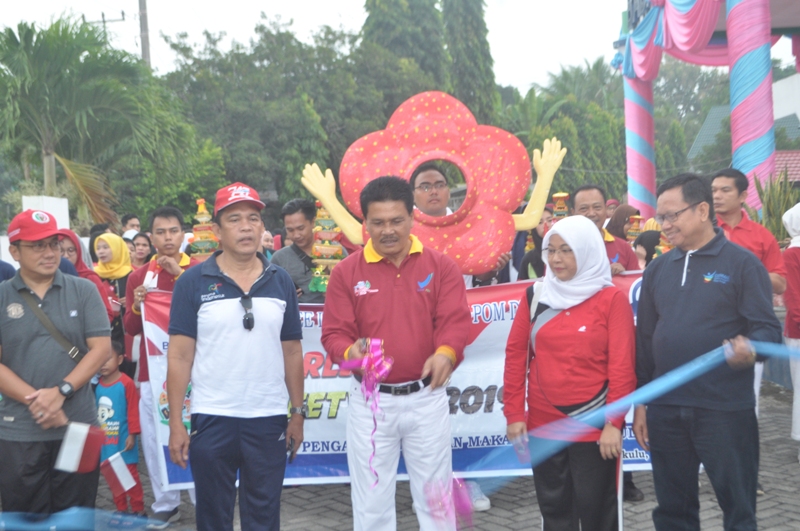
[188,198,219,262]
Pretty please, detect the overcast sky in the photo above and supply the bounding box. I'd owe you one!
[1,1,795,92]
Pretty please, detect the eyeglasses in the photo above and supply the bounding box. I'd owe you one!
[18,240,61,252]
[654,202,700,225]
[415,182,448,193]
[240,295,254,331]
[546,247,574,258]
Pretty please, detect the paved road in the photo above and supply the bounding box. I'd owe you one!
[90,381,800,530]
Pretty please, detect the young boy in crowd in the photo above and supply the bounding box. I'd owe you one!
[97,341,145,517]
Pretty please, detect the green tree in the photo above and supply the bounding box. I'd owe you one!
[0,19,160,223]
[772,58,796,83]
[693,117,800,176]
[363,0,450,87]
[539,57,623,115]
[443,0,496,123]
[164,25,330,226]
[653,56,728,145]
[496,88,567,142]
[655,119,687,183]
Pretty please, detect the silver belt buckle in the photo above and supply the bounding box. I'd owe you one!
[68,347,80,359]
[390,384,412,396]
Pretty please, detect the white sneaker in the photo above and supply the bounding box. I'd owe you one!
[466,480,491,512]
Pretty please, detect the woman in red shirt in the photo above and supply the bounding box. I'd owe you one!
[782,203,800,460]
[504,215,636,531]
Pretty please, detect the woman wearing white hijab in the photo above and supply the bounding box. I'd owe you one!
[503,215,636,531]
[782,203,800,463]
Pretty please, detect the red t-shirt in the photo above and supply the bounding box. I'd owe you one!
[783,247,800,339]
[503,286,636,440]
[719,216,786,276]
[603,230,639,271]
[123,254,198,382]
[322,236,470,383]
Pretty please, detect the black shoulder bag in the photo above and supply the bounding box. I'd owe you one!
[18,290,85,363]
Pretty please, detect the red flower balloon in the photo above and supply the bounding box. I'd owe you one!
[339,91,531,275]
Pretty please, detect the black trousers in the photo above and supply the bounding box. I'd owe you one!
[647,405,758,531]
[0,438,99,514]
[190,414,288,531]
[532,440,619,531]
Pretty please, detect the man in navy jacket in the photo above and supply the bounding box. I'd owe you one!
[633,174,781,531]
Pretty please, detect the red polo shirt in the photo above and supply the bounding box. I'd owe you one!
[784,248,800,339]
[123,254,198,382]
[603,229,639,271]
[321,235,470,384]
[719,215,786,277]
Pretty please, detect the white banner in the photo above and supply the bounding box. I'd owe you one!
[142,277,649,487]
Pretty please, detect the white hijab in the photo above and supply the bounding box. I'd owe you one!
[539,215,614,310]
[783,202,800,249]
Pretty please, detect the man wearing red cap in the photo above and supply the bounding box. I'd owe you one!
[0,210,111,514]
[166,183,305,531]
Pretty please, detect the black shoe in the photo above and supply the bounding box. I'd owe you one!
[623,483,645,502]
[146,508,180,529]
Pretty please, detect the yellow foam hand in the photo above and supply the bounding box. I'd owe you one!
[513,137,567,231]
[300,163,364,245]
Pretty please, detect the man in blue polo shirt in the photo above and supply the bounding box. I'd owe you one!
[166,183,305,531]
[633,174,782,531]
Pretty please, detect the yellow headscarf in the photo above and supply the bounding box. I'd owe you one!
[642,217,662,232]
[94,233,133,280]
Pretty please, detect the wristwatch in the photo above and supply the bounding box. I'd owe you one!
[58,380,75,399]
[289,406,308,418]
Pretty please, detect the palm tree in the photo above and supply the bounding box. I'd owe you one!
[0,19,158,223]
[539,57,622,115]
[497,88,567,141]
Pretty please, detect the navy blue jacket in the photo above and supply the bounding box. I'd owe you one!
[636,228,782,411]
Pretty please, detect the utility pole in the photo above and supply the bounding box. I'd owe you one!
[139,0,151,67]
[82,11,125,42]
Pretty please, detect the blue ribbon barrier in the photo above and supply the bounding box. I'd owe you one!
[472,341,800,495]
[1,343,798,526]
[0,507,148,530]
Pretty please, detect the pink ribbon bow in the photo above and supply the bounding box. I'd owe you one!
[340,338,393,487]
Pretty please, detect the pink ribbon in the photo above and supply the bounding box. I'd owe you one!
[424,477,473,529]
[341,338,393,487]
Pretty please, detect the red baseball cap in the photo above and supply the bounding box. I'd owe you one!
[214,182,266,216]
[7,210,68,243]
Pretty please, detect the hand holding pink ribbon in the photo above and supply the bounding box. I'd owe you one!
[340,338,393,487]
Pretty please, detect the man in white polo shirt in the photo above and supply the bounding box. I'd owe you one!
[166,183,305,531]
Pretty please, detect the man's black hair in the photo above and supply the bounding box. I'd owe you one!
[148,206,184,232]
[360,176,414,217]
[570,184,608,207]
[410,162,448,189]
[280,198,317,222]
[120,213,139,227]
[89,223,109,236]
[657,173,715,222]
[709,168,749,195]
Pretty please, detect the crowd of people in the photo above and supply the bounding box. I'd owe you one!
[0,165,797,531]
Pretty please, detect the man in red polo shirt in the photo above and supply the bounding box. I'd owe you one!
[571,185,639,275]
[322,176,470,531]
[123,206,198,529]
[711,169,786,294]
[711,168,787,496]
